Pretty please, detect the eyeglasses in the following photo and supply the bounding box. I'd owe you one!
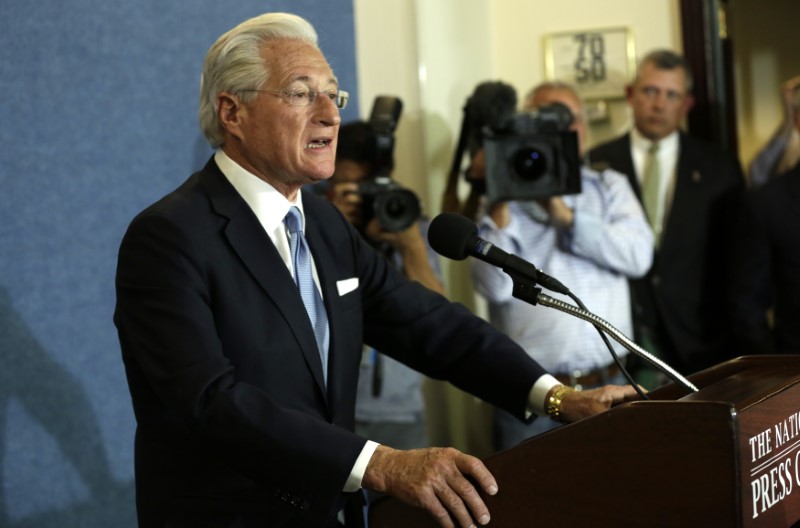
[241,89,349,109]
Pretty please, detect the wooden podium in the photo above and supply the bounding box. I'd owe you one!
[370,356,800,527]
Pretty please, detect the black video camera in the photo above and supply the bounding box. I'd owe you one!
[482,102,582,203]
[357,96,421,232]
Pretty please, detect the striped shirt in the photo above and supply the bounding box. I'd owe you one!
[471,166,653,374]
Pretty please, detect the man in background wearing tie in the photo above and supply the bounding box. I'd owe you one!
[589,49,745,388]
[114,12,636,528]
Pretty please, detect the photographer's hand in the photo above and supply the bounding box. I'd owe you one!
[487,201,510,229]
[365,220,445,294]
[541,197,574,230]
[329,182,362,225]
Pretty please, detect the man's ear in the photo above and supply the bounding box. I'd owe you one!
[625,84,634,102]
[683,94,695,114]
[217,92,245,140]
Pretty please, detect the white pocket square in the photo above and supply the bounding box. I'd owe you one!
[336,277,359,296]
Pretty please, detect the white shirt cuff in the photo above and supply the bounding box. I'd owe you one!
[347,375,560,489]
[344,440,380,492]
[526,374,561,418]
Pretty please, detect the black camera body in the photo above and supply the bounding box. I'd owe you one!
[360,96,421,232]
[483,102,582,203]
[358,176,421,233]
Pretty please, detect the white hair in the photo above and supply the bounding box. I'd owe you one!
[198,13,319,147]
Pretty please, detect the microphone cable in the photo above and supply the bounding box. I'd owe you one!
[563,289,649,400]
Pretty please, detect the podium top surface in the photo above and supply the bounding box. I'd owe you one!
[650,355,800,410]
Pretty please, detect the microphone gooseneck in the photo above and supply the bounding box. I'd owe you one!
[536,292,698,393]
[427,212,698,394]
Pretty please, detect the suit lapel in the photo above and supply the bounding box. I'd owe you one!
[592,134,641,200]
[199,161,328,399]
[619,134,642,201]
[659,133,695,255]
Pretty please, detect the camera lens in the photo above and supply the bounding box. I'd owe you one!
[374,189,421,232]
[385,196,407,217]
[511,147,548,181]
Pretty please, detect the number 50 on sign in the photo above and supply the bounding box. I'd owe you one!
[544,27,636,100]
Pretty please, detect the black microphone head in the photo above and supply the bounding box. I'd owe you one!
[428,213,477,261]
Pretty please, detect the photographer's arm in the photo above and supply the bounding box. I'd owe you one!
[441,171,462,216]
[461,149,487,221]
[365,220,445,294]
[442,149,486,222]
[441,177,484,222]
[487,201,510,228]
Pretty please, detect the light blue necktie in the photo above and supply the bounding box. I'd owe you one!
[284,207,329,384]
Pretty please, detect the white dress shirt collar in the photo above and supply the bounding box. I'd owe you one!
[630,128,679,174]
[213,149,305,235]
[214,150,318,283]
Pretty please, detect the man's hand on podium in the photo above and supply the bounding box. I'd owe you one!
[558,384,640,423]
[363,445,498,528]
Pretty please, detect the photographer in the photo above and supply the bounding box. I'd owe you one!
[326,119,441,452]
[441,81,518,221]
[470,81,654,449]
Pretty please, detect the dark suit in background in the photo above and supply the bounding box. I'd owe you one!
[729,164,800,355]
[589,132,744,376]
[114,159,544,526]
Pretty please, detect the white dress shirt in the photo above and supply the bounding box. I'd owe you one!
[472,166,653,374]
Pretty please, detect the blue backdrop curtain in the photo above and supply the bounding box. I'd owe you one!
[0,1,358,525]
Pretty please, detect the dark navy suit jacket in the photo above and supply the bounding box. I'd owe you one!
[730,164,800,355]
[114,158,544,527]
[589,132,744,374]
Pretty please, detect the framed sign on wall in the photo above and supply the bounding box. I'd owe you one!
[544,27,636,101]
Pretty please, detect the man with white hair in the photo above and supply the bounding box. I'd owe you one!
[115,13,636,527]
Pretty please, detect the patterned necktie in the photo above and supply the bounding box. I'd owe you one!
[643,141,661,244]
[284,207,329,384]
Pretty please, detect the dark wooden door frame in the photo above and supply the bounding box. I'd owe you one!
[680,0,739,154]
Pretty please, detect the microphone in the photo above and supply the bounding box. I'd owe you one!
[428,213,698,394]
[428,212,569,295]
